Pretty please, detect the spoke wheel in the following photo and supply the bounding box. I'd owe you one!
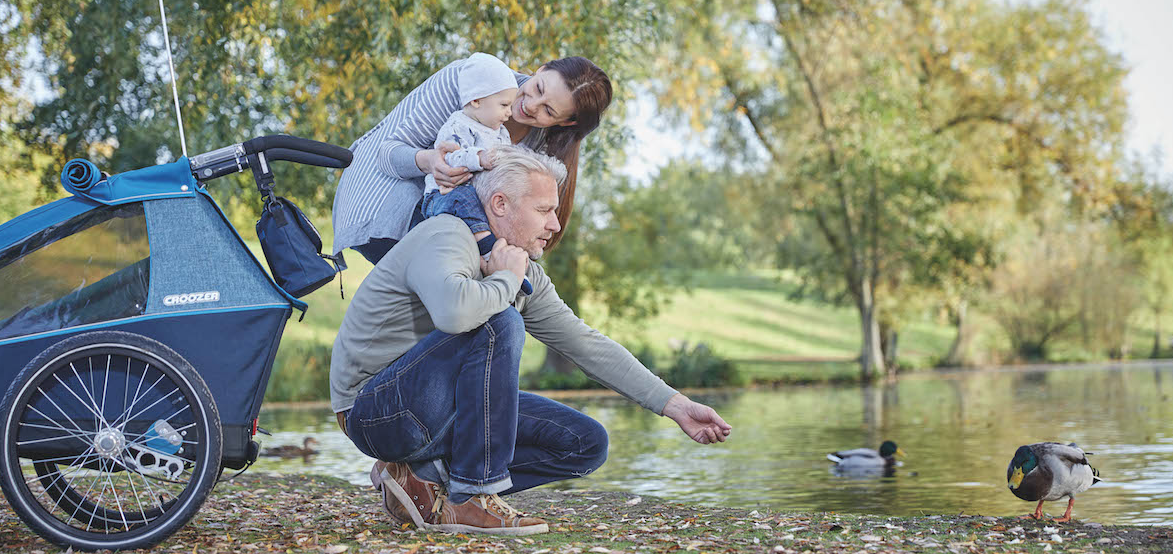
[0,331,221,551]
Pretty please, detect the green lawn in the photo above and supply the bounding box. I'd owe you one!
[261,245,960,400]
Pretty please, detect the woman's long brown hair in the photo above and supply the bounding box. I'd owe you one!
[539,57,612,251]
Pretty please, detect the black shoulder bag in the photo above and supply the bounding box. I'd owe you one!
[251,151,343,299]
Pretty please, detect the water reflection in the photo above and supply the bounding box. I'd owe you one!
[253,363,1173,525]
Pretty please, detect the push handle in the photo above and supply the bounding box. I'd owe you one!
[189,134,353,182]
[263,148,350,169]
[242,135,352,168]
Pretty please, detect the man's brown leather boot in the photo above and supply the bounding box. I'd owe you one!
[370,461,445,528]
[430,493,548,535]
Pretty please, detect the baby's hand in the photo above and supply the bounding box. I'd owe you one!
[478,150,495,171]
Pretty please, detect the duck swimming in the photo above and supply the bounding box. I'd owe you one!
[261,437,319,458]
[827,440,905,475]
[1007,442,1101,522]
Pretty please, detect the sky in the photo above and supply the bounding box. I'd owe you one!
[1086,0,1173,175]
[624,0,1173,182]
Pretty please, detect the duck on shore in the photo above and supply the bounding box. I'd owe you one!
[261,437,320,459]
[1007,442,1101,522]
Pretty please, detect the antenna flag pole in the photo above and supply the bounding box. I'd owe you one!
[157,0,188,157]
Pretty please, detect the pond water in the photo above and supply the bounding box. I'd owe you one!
[252,362,1173,525]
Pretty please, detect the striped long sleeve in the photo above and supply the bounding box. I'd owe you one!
[331,56,539,258]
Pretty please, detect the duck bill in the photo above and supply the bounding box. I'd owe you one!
[896,448,907,458]
[1008,467,1024,490]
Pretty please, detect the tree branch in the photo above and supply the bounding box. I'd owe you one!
[773,3,864,291]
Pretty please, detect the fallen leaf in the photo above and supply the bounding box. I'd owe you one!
[322,546,348,554]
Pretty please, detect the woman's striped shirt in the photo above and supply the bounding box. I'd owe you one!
[331,55,543,259]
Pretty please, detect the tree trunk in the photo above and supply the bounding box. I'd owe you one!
[1152,305,1162,359]
[856,277,886,381]
[881,328,899,370]
[944,301,972,367]
[541,348,579,377]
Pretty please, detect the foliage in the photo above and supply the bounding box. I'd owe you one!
[575,163,754,324]
[643,341,743,388]
[4,0,662,217]
[520,364,604,391]
[0,101,64,221]
[265,342,333,402]
[649,0,1135,378]
[986,213,1143,361]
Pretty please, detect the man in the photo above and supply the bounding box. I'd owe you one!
[330,145,731,536]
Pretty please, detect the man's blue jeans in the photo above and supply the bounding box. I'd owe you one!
[345,308,609,498]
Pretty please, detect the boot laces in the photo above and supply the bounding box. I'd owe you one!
[476,493,521,518]
[431,484,446,514]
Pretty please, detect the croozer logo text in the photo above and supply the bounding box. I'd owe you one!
[163,291,221,306]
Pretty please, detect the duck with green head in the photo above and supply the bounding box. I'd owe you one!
[1007,442,1101,523]
[827,440,906,475]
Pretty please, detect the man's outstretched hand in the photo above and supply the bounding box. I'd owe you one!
[662,394,732,445]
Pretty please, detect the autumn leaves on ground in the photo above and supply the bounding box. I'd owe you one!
[1,474,1171,553]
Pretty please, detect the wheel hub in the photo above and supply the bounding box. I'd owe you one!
[93,428,126,459]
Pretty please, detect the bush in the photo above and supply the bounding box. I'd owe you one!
[265,342,332,402]
[521,368,604,390]
[653,342,743,388]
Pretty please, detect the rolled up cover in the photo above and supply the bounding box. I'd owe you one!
[56,157,197,206]
[60,159,102,193]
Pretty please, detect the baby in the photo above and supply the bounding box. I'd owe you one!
[421,52,532,294]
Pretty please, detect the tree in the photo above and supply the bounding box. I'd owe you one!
[6,0,662,210]
[537,162,754,380]
[651,0,1130,379]
[987,211,1142,360]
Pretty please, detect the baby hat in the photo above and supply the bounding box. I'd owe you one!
[459,53,519,106]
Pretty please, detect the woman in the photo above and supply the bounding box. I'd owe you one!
[332,54,612,265]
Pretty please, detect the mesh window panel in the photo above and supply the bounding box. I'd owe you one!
[0,204,150,340]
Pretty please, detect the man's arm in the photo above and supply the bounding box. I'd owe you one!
[405,222,521,333]
[520,278,676,412]
[520,265,731,443]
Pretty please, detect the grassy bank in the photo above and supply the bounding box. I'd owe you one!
[257,237,1166,401]
[264,258,955,400]
[1,474,1167,553]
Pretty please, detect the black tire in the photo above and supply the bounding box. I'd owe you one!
[0,331,221,551]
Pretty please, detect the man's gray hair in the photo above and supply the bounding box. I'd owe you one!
[472,145,568,204]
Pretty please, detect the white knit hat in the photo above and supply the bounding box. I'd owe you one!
[459,53,519,107]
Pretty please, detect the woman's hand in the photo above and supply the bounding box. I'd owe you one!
[417,141,471,188]
[661,394,732,445]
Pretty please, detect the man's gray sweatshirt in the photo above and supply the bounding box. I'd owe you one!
[329,214,679,415]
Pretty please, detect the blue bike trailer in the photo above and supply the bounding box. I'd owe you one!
[0,157,307,467]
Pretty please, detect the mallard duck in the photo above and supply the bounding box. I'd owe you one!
[826,440,905,474]
[261,437,319,458]
[1007,442,1101,523]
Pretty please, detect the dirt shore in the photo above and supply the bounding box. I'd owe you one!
[1,474,1169,553]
